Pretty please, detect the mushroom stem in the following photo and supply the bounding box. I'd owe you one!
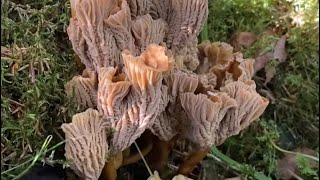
[147,135,178,173]
[122,139,153,166]
[100,152,123,180]
[101,163,117,180]
[177,147,210,176]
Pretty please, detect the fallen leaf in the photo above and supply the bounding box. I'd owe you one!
[273,35,287,63]
[264,63,276,85]
[254,52,274,73]
[277,147,319,180]
[253,35,288,84]
[229,32,257,52]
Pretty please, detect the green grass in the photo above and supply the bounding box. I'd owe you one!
[1,0,78,178]
[1,0,319,179]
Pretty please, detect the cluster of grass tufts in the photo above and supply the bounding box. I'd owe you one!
[207,0,319,179]
[1,0,78,179]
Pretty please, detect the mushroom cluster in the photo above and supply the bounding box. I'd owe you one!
[61,0,269,179]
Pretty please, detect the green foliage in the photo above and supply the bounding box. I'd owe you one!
[207,0,275,42]
[1,0,77,178]
[296,154,319,179]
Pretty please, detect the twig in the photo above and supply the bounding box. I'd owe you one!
[133,141,154,177]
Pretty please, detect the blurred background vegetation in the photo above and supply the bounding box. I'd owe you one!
[1,0,319,179]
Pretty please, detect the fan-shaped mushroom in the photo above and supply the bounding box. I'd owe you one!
[61,109,108,180]
[65,69,98,109]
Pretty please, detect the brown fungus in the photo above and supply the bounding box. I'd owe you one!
[64,0,270,178]
[65,69,98,109]
[104,44,172,153]
[166,0,208,51]
[215,80,269,144]
[97,67,131,117]
[127,0,150,19]
[131,14,168,53]
[196,41,256,89]
[105,0,136,54]
[177,80,268,175]
[150,70,198,141]
[61,109,108,180]
[180,92,237,148]
[68,0,122,70]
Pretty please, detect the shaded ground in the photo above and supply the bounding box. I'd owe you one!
[1,0,319,179]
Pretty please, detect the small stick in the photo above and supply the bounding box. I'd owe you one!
[122,139,153,166]
[134,141,153,177]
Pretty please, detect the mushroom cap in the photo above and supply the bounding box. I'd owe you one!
[180,80,269,148]
[127,0,150,19]
[68,0,122,70]
[196,42,255,89]
[180,92,237,148]
[61,108,108,180]
[150,70,199,141]
[131,14,168,53]
[65,69,98,109]
[97,67,131,117]
[105,0,136,53]
[166,0,208,51]
[122,44,172,91]
[96,44,171,153]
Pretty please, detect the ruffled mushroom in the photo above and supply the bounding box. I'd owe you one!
[150,70,199,141]
[131,14,168,53]
[122,44,172,92]
[68,0,122,70]
[61,108,108,180]
[97,67,131,117]
[174,39,200,71]
[166,0,208,51]
[64,0,270,178]
[97,44,172,154]
[216,80,269,144]
[196,41,255,89]
[65,69,98,109]
[147,70,198,172]
[177,80,269,175]
[105,0,136,54]
[127,0,150,19]
[180,92,237,148]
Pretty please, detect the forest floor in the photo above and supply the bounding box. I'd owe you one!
[1,0,319,179]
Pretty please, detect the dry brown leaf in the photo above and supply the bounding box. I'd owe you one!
[254,35,287,84]
[273,35,287,63]
[264,63,276,85]
[254,52,274,73]
[277,147,319,180]
[229,32,257,52]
